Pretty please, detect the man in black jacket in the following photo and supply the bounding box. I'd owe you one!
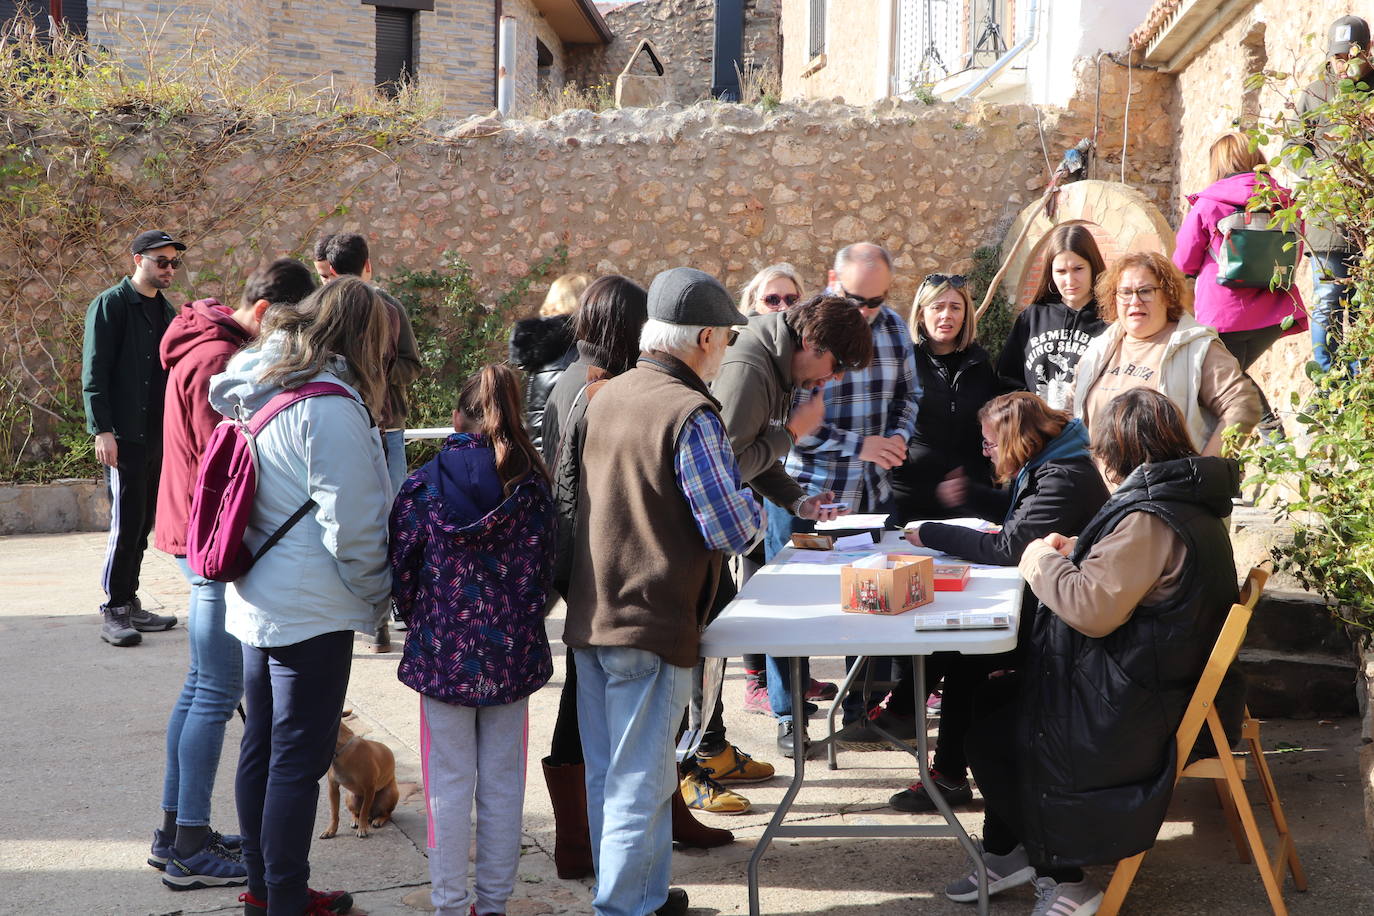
[82,230,184,646]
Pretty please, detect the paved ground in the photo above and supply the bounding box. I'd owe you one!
[2,531,1371,916]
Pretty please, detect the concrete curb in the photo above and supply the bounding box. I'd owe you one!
[0,478,109,535]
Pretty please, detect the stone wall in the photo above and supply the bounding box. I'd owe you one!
[566,0,781,102]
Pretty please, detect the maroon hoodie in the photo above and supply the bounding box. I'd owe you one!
[155,299,252,556]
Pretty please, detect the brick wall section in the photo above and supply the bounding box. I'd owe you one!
[84,0,503,116]
[779,0,882,102]
[565,0,781,103]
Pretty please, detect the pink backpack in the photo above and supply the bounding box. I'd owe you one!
[187,382,354,582]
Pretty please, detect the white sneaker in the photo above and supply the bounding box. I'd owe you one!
[944,842,1036,903]
[1030,875,1104,916]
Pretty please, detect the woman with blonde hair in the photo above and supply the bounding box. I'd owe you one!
[1173,131,1305,435]
[510,273,591,451]
[207,276,394,915]
[739,263,805,315]
[1074,250,1261,455]
[889,273,1001,522]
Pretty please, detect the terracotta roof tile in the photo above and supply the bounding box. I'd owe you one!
[1130,0,1185,50]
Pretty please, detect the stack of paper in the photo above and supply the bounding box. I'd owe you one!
[912,609,1012,631]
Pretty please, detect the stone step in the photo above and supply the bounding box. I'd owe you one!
[1246,590,1355,657]
[1238,649,1359,719]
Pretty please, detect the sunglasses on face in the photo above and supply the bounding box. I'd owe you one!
[142,256,183,269]
[763,292,801,308]
[924,273,967,289]
[717,327,740,346]
[842,292,886,308]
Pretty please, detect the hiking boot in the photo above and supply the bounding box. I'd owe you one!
[149,827,243,870]
[944,842,1035,902]
[889,769,974,813]
[804,677,839,701]
[100,604,142,647]
[680,769,750,814]
[128,596,177,632]
[240,888,355,915]
[1030,875,1104,916]
[162,836,247,890]
[696,744,774,783]
[742,676,772,715]
[834,708,918,751]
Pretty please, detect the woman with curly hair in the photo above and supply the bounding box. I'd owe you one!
[1072,250,1260,455]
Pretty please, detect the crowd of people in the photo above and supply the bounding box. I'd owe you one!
[79,43,1369,903]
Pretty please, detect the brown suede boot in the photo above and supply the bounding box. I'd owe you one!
[541,757,594,879]
[670,786,734,848]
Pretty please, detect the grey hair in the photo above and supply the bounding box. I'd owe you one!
[640,318,707,355]
[739,262,805,313]
[833,243,894,273]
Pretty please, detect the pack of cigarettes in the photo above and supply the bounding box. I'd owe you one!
[933,562,972,591]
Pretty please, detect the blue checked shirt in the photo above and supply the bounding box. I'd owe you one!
[675,407,764,554]
[783,305,921,506]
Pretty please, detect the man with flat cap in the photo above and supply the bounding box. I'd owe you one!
[562,267,763,916]
[82,230,184,646]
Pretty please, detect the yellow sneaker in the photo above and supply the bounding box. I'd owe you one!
[695,745,775,784]
[680,770,751,814]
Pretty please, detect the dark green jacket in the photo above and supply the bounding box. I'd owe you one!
[81,277,176,443]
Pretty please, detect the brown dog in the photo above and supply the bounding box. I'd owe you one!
[319,717,399,839]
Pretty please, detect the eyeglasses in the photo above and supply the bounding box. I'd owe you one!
[141,256,183,269]
[924,273,967,289]
[717,327,740,346]
[1115,285,1159,303]
[763,293,800,308]
[844,293,886,309]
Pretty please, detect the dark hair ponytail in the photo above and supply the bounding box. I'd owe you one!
[457,364,551,493]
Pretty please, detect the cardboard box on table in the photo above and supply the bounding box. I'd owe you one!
[840,554,935,615]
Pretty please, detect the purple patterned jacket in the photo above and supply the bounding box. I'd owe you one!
[389,433,555,707]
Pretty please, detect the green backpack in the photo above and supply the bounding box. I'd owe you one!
[1215,206,1299,290]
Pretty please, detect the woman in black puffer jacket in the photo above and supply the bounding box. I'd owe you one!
[508,273,587,452]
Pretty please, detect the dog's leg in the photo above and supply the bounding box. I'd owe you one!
[319,773,341,839]
[355,786,378,838]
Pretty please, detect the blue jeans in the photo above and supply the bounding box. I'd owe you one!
[383,428,408,495]
[574,646,692,916]
[1310,249,1358,372]
[161,558,244,826]
[236,630,353,914]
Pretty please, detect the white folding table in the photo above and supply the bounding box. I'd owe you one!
[699,532,1022,916]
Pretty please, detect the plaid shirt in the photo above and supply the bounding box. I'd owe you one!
[783,305,921,506]
[675,407,764,554]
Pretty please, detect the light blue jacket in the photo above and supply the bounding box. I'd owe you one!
[208,335,392,647]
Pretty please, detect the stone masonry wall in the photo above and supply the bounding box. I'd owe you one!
[3,60,1173,471]
[566,0,781,102]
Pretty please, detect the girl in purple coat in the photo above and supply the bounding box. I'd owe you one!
[1174,132,1307,434]
[389,364,556,916]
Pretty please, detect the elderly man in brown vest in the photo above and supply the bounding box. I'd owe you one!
[563,267,764,916]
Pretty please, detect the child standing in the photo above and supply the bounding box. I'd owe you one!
[389,364,556,916]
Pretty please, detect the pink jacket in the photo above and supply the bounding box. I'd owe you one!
[1173,172,1307,336]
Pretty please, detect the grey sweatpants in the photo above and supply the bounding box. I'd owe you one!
[420,694,529,916]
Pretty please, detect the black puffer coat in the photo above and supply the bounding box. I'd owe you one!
[509,315,575,453]
[891,342,1003,521]
[1018,456,1240,868]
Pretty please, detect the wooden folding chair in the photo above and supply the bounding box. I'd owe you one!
[1097,567,1307,916]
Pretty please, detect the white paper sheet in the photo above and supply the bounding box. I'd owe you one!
[832,533,875,550]
[816,513,890,531]
[903,516,1001,533]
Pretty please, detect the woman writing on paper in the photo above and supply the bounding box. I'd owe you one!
[843,393,1107,815]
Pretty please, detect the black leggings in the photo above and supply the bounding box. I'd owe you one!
[1218,325,1285,432]
[548,649,583,765]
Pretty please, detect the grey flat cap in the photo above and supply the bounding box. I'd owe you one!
[647,267,748,327]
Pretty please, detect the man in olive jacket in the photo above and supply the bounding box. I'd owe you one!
[82,230,185,646]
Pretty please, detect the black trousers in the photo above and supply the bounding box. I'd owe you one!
[1218,325,1285,432]
[549,648,583,765]
[102,438,162,607]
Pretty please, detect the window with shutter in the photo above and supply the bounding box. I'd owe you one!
[375,6,415,97]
